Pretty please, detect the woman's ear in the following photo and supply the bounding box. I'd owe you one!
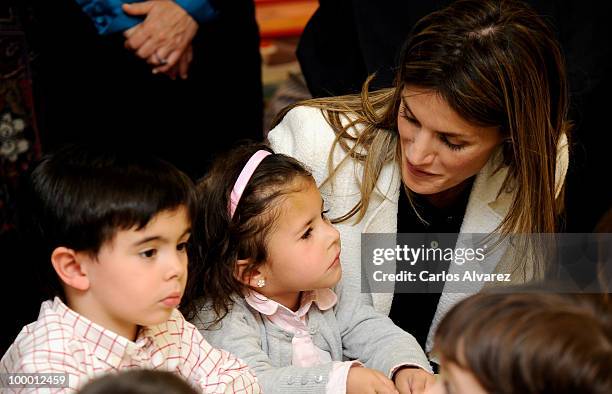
[51,247,91,291]
[235,258,265,288]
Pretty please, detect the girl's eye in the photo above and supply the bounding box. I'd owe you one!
[301,228,312,240]
[139,249,157,259]
[439,134,465,151]
[177,242,189,252]
[321,209,330,220]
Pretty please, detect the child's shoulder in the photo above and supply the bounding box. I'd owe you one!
[1,299,81,372]
[17,298,78,346]
[189,297,262,333]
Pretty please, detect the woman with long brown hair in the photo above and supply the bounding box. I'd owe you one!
[268,0,570,359]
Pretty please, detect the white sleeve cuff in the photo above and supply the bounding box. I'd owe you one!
[326,360,363,393]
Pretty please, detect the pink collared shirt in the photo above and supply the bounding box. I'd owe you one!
[0,297,261,393]
[245,289,361,393]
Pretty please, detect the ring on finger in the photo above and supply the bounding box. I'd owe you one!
[154,53,168,65]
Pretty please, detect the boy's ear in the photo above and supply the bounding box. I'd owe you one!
[51,247,91,291]
[235,258,264,287]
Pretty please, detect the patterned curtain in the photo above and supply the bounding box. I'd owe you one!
[0,5,41,234]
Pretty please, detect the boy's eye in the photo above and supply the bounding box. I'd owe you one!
[139,249,157,258]
[443,380,454,394]
[301,228,312,240]
[177,242,189,252]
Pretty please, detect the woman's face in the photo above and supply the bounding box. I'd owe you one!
[397,86,502,196]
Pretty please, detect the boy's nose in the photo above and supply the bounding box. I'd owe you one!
[165,252,187,281]
[423,379,443,394]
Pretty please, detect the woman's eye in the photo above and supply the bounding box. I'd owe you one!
[301,228,312,240]
[139,249,157,258]
[321,209,330,220]
[401,107,420,125]
[177,242,189,252]
[439,134,465,151]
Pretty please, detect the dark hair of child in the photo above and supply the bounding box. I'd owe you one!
[433,292,612,394]
[77,369,200,394]
[181,142,313,324]
[19,144,196,301]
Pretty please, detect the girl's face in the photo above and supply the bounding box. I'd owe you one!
[425,363,487,394]
[256,179,342,309]
[397,86,503,196]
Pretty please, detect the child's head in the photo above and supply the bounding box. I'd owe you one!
[183,143,341,320]
[77,369,199,394]
[427,292,612,394]
[23,144,195,337]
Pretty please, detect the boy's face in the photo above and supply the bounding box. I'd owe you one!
[79,206,190,339]
[425,362,487,394]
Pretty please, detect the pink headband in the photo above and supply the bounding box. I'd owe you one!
[229,150,272,218]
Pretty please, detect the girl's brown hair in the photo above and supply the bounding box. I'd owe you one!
[274,0,570,234]
[181,143,313,323]
[433,292,612,394]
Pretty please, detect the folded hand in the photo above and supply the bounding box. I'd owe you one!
[123,0,198,75]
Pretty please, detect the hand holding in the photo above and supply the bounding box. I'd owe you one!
[347,366,399,394]
[394,367,436,394]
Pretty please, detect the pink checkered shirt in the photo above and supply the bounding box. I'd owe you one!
[0,297,261,393]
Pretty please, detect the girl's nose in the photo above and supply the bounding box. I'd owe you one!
[326,221,340,247]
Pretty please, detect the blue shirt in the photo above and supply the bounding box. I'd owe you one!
[75,0,217,35]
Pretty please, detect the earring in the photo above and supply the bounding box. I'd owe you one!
[256,278,266,288]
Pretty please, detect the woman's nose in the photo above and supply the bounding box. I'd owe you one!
[408,130,436,165]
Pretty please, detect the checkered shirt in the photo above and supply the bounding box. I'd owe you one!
[1,297,261,393]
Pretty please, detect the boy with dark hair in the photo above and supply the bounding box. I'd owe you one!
[0,145,260,393]
[77,370,199,394]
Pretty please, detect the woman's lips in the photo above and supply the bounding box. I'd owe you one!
[405,159,438,178]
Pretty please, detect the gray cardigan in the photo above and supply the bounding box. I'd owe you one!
[193,284,431,394]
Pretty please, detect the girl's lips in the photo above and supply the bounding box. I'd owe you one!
[329,252,341,269]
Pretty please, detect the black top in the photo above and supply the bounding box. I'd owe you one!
[389,181,472,353]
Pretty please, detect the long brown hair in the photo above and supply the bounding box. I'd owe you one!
[181,143,313,324]
[433,292,612,394]
[274,0,570,235]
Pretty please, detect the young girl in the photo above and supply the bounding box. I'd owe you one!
[426,292,612,394]
[183,143,434,394]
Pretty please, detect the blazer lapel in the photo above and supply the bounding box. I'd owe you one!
[363,162,401,314]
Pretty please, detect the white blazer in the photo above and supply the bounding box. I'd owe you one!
[268,106,569,351]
